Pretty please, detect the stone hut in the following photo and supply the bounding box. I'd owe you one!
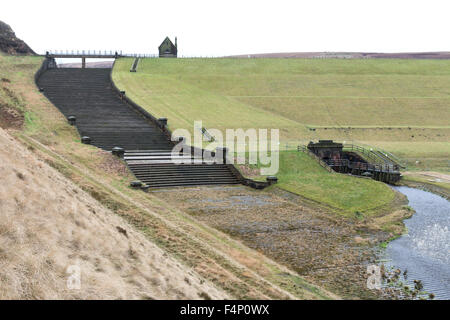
[158,37,177,58]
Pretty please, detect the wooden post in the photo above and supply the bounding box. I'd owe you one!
[82,57,86,69]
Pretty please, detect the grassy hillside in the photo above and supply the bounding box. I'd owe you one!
[276,151,395,215]
[236,149,397,215]
[113,58,450,171]
[0,53,336,299]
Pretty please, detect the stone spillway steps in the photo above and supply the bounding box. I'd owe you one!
[124,151,240,188]
[37,67,240,188]
[37,68,174,151]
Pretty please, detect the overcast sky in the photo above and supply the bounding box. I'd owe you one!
[3,0,450,56]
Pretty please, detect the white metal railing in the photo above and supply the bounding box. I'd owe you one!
[46,50,157,58]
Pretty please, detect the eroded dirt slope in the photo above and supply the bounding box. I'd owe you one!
[0,126,227,299]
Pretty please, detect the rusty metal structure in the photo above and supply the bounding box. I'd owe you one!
[305,140,402,184]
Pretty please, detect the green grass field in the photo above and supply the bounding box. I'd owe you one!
[239,150,396,215]
[113,58,450,171]
[276,151,395,214]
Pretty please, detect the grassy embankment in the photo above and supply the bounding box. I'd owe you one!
[113,58,450,215]
[0,53,336,299]
[113,58,450,173]
[401,172,450,199]
[276,151,395,216]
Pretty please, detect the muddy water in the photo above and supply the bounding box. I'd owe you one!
[385,186,450,299]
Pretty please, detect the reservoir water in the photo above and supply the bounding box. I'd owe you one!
[384,186,449,299]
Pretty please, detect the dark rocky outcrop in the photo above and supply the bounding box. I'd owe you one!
[0,21,35,55]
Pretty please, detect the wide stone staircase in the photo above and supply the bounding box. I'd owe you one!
[125,151,239,188]
[37,68,240,188]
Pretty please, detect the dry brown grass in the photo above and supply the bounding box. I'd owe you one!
[0,127,228,299]
[368,209,414,236]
